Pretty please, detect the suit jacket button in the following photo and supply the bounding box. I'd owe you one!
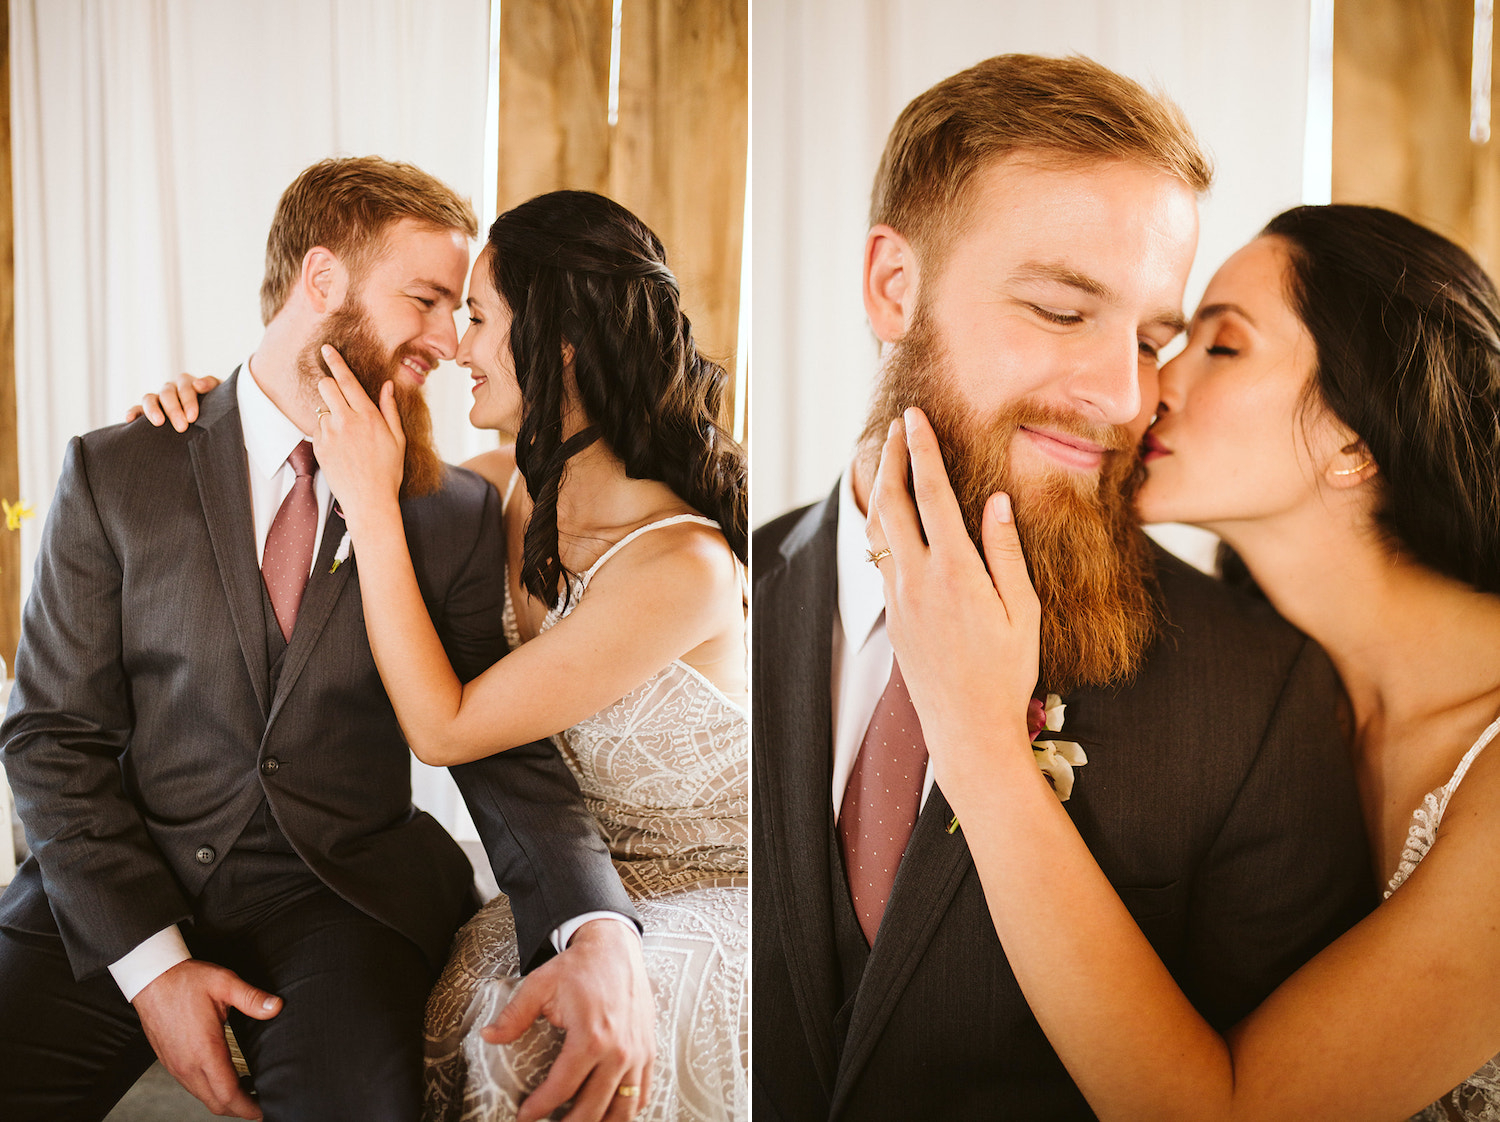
[260,757,280,776]
[195,846,216,865]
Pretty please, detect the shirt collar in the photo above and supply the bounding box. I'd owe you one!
[835,465,887,655]
[237,356,314,479]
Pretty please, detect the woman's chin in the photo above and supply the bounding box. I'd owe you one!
[467,402,505,432]
[1133,480,1186,526]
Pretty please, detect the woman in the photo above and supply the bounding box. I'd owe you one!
[864,205,1500,1121]
[143,191,748,1122]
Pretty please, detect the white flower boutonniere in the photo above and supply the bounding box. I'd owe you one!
[1031,693,1087,802]
[947,692,1088,834]
[329,502,353,573]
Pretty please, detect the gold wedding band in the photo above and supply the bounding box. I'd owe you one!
[315,408,332,419]
[615,1085,641,1097]
[865,547,892,566]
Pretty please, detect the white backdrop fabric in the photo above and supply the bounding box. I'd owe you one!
[751,0,1320,568]
[10,0,496,836]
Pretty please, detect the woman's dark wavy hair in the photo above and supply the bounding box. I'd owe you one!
[1255,204,1500,593]
[488,190,747,607]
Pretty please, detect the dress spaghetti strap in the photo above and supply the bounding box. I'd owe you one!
[578,514,723,589]
[1436,711,1500,820]
[501,469,523,516]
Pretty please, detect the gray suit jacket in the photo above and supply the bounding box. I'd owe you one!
[752,488,1376,1121]
[0,374,634,980]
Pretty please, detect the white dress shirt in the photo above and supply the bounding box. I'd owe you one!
[110,361,629,1001]
[830,468,937,820]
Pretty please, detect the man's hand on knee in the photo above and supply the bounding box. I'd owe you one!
[483,918,655,1122]
[132,959,282,1120]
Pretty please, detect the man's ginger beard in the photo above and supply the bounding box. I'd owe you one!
[300,293,446,500]
[861,305,1161,694]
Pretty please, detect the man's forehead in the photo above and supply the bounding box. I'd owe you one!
[361,219,470,282]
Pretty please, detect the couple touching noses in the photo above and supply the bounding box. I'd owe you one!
[1,159,747,1122]
[756,53,1500,1122]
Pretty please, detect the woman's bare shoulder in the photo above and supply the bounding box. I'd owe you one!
[462,445,518,493]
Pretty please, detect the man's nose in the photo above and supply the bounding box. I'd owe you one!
[1069,332,1143,427]
[427,314,459,362]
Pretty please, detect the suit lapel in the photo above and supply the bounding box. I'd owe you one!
[830,786,974,1113]
[188,371,270,719]
[754,492,843,1091]
[265,506,355,727]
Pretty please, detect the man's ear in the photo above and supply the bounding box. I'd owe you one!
[299,247,348,315]
[863,225,920,344]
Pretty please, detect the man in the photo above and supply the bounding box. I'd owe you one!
[0,157,652,1122]
[752,55,1375,1120]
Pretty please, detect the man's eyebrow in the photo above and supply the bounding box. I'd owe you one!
[1195,302,1257,328]
[1013,261,1185,334]
[411,279,459,301]
[1151,308,1188,335]
[1009,262,1118,302]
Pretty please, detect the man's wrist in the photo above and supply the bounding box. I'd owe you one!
[550,910,640,954]
[109,925,191,1002]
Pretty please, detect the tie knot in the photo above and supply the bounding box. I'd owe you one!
[288,440,316,478]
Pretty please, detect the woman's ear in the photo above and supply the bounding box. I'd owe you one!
[863,225,920,345]
[561,339,576,368]
[1325,438,1378,488]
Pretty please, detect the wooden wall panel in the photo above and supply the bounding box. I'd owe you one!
[610,0,749,414]
[0,0,18,672]
[492,0,748,423]
[495,0,616,212]
[1333,0,1500,270]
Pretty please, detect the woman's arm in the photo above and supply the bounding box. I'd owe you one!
[866,407,1500,1122]
[311,347,736,765]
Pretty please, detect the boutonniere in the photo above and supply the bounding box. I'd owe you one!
[1030,693,1087,801]
[947,693,1088,834]
[329,502,353,573]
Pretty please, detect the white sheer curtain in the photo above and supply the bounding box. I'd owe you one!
[751,0,1320,568]
[10,0,494,835]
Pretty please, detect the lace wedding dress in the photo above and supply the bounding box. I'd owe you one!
[1386,714,1500,1122]
[423,510,749,1122]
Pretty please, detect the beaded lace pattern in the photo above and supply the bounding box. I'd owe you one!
[1386,714,1500,1122]
[424,489,748,1122]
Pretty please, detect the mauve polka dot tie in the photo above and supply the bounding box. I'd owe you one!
[838,659,929,946]
[261,440,318,642]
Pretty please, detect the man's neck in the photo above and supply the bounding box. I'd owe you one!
[849,439,879,517]
[249,320,320,435]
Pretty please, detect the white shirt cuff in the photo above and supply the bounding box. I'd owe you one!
[549,910,640,954]
[109,925,191,1002]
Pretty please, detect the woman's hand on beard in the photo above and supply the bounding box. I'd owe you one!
[312,344,407,535]
[865,407,1041,786]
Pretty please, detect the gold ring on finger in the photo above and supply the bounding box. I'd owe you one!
[865,547,892,566]
[315,408,332,419]
[615,1085,641,1097]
